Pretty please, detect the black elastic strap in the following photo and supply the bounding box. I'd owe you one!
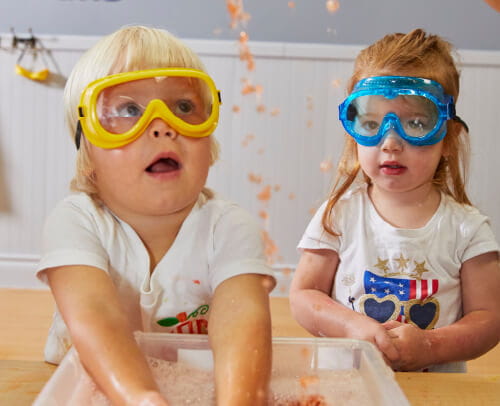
[75,121,82,150]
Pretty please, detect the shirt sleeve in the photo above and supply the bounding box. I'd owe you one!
[297,200,340,252]
[208,204,276,291]
[461,215,500,263]
[36,197,110,284]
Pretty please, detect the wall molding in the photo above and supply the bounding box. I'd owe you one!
[2,33,500,65]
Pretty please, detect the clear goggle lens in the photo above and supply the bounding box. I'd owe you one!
[96,76,214,134]
[347,94,440,140]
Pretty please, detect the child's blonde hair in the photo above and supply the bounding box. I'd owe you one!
[323,28,471,236]
[65,25,220,199]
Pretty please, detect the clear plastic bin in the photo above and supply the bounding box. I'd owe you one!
[33,332,409,405]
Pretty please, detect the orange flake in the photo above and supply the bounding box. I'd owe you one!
[212,27,223,36]
[256,104,266,113]
[241,83,256,95]
[193,279,201,285]
[300,346,311,359]
[325,0,340,13]
[288,1,296,8]
[307,120,313,128]
[288,192,296,200]
[299,374,319,388]
[259,210,269,220]
[309,207,317,215]
[255,84,264,95]
[331,78,341,88]
[281,267,292,277]
[248,173,262,184]
[257,185,272,201]
[257,148,265,155]
[270,107,281,116]
[320,159,333,172]
[239,31,249,43]
[261,230,279,264]
[273,184,281,192]
[232,105,241,113]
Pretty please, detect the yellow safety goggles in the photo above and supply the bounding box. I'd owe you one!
[76,68,221,149]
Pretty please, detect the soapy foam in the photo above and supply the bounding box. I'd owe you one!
[74,356,370,405]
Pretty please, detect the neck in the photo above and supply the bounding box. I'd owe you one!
[368,182,441,228]
[119,201,197,272]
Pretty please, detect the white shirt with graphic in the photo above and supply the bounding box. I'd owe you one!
[37,192,275,364]
[298,185,499,372]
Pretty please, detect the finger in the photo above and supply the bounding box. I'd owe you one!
[382,320,401,330]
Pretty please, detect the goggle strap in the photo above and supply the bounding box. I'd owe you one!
[75,121,82,150]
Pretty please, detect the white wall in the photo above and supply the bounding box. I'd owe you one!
[0,35,499,290]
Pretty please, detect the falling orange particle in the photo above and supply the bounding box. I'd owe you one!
[270,108,281,116]
[259,210,269,220]
[299,375,320,388]
[248,172,262,184]
[226,0,251,29]
[281,267,292,277]
[307,120,314,128]
[239,31,249,42]
[331,78,341,88]
[326,0,340,13]
[261,230,279,264]
[256,104,266,113]
[213,27,223,36]
[257,148,265,155]
[288,192,295,200]
[320,159,333,172]
[232,105,240,113]
[257,185,272,201]
[288,1,296,8]
[242,133,255,147]
[241,83,256,95]
[255,84,264,95]
[193,280,201,285]
[309,207,317,215]
[273,184,281,192]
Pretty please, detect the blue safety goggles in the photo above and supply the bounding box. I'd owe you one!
[338,76,458,146]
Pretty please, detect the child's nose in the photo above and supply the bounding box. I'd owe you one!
[380,130,403,152]
[148,118,178,140]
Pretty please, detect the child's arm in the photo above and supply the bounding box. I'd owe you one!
[289,249,400,363]
[384,251,500,371]
[46,265,169,406]
[208,273,274,406]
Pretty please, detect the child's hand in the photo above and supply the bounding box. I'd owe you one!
[345,315,400,366]
[129,390,170,406]
[383,320,432,371]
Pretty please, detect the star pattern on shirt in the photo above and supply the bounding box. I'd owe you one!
[411,260,430,280]
[374,257,390,272]
[394,253,410,271]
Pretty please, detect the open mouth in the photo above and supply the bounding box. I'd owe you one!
[146,157,181,173]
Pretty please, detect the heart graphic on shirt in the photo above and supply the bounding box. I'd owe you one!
[405,298,440,330]
[359,294,400,323]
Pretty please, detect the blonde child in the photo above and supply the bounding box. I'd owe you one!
[290,29,500,372]
[36,25,275,405]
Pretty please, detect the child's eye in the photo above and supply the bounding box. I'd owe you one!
[175,99,195,115]
[406,119,428,130]
[361,120,380,132]
[115,102,143,117]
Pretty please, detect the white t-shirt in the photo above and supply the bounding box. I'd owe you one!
[298,185,499,372]
[37,192,275,364]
